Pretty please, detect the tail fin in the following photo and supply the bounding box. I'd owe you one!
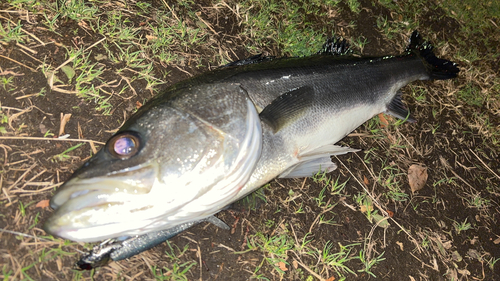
[406,30,459,80]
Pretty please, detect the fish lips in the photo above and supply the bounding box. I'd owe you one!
[44,165,158,242]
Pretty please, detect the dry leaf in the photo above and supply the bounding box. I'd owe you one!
[277,261,288,272]
[363,175,369,186]
[493,237,500,244]
[408,164,428,192]
[292,260,298,269]
[326,277,336,281]
[378,113,389,128]
[360,204,373,213]
[36,199,50,208]
[386,210,394,218]
[136,101,143,109]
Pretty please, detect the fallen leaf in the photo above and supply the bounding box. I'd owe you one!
[94,54,107,61]
[442,240,452,250]
[277,261,288,272]
[360,204,373,213]
[378,113,388,128]
[136,100,143,109]
[292,260,298,269]
[493,237,500,244]
[61,65,75,81]
[363,175,369,186]
[39,123,47,134]
[408,164,428,192]
[386,210,394,217]
[451,251,462,262]
[372,213,390,228]
[467,249,481,261]
[326,277,335,281]
[36,199,50,208]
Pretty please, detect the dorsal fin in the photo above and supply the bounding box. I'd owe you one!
[318,36,352,56]
[222,53,276,67]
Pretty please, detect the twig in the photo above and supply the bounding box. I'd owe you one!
[0,55,36,72]
[124,67,165,82]
[308,202,335,234]
[175,65,194,77]
[160,0,180,22]
[0,228,86,254]
[7,163,36,190]
[0,106,24,111]
[0,136,105,145]
[20,27,46,46]
[19,48,43,63]
[17,183,63,196]
[334,156,416,242]
[15,42,37,54]
[469,148,500,180]
[292,256,325,281]
[198,244,203,281]
[195,11,218,35]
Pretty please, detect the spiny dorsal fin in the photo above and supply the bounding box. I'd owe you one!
[222,53,276,67]
[260,86,315,133]
[318,36,352,56]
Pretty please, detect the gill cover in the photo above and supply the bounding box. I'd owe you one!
[44,83,262,242]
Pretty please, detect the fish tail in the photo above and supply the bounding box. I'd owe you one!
[406,30,459,80]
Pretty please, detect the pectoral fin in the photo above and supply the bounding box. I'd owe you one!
[259,86,315,133]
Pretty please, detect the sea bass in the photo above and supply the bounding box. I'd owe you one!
[44,31,458,247]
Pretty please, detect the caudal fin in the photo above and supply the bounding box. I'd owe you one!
[406,30,459,80]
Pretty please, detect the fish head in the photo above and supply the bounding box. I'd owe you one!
[44,84,262,242]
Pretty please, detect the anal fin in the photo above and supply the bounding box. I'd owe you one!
[386,91,416,123]
[206,215,230,230]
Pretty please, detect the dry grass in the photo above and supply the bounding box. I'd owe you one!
[1,0,499,280]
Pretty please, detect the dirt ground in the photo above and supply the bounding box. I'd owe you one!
[1,0,499,280]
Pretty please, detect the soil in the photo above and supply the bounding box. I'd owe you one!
[1,1,499,281]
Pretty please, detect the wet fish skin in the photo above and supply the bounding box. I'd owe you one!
[44,31,459,244]
[45,83,262,242]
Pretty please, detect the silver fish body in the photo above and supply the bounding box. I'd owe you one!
[44,31,458,243]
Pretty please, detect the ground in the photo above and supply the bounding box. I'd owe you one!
[0,0,499,280]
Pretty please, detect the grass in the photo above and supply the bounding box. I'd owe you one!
[152,242,197,281]
[321,242,358,278]
[236,0,340,56]
[0,0,499,280]
[52,143,85,162]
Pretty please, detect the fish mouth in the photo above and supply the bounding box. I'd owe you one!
[44,165,159,242]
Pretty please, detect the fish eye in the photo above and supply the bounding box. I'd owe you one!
[108,132,141,159]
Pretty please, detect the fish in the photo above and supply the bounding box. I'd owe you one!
[44,31,458,263]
